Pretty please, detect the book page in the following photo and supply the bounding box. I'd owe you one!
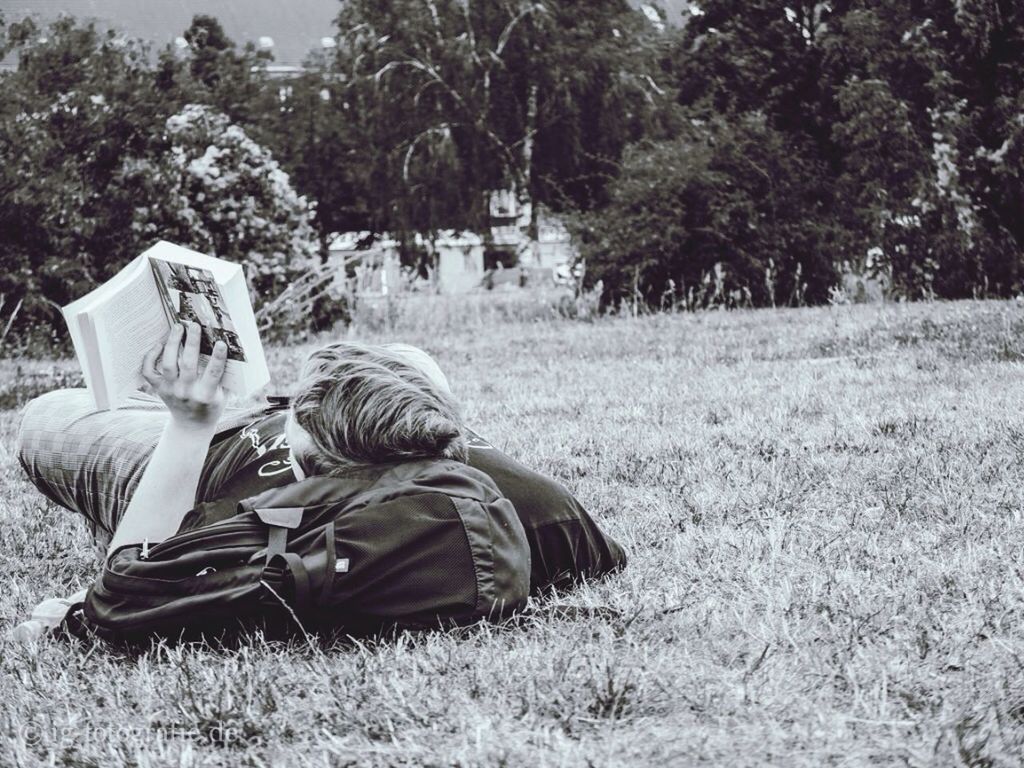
[63,252,151,401]
[75,312,108,410]
[91,267,169,408]
[219,268,271,398]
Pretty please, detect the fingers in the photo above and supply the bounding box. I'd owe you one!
[199,340,228,395]
[179,322,201,382]
[141,342,162,387]
[159,323,185,379]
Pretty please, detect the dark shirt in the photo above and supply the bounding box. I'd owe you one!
[462,432,627,593]
[193,410,626,594]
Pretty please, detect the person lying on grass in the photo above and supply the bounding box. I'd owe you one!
[15,323,625,641]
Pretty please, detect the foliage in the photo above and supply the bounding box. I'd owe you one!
[127,104,318,298]
[153,15,272,126]
[0,4,667,336]
[4,2,1024,327]
[325,0,671,237]
[255,56,373,254]
[0,17,171,348]
[254,260,351,344]
[574,114,836,308]
[659,0,1024,301]
[0,16,317,351]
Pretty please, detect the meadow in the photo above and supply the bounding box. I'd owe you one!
[1,299,1023,766]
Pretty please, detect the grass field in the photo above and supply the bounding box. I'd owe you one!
[2,299,1024,766]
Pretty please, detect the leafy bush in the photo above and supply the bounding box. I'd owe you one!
[829,76,1016,299]
[572,114,837,309]
[0,17,170,349]
[126,104,319,299]
[0,19,319,353]
[659,0,1024,303]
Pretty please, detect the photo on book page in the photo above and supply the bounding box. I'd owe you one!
[148,257,248,362]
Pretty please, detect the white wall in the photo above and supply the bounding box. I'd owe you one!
[437,245,484,294]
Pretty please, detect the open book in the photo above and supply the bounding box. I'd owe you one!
[63,241,271,410]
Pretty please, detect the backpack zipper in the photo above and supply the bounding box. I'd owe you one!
[146,521,265,560]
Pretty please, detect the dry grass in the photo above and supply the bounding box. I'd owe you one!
[2,299,1024,766]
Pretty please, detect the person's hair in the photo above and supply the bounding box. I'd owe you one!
[290,342,466,475]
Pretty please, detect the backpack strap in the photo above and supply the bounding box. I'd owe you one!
[320,520,337,602]
[266,525,288,562]
[266,553,312,617]
[254,506,311,617]
[265,394,292,411]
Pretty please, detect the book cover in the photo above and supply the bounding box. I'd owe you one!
[148,257,248,362]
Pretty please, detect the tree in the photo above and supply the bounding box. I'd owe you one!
[126,104,318,298]
[0,16,320,350]
[256,54,373,258]
[330,0,670,252]
[0,17,173,347]
[673,0,837,149]
[818,2,1022,296]
[574,114,836,308]
[665,0,1024,299]
[944,0,1024,293]
[168,14,271,125]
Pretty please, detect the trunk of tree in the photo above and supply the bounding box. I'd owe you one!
[318,228,330,265]
[517,81,539,269]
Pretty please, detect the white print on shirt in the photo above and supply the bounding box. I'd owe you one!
[258,457,297,476]
[239,419,294,476]
[240,422,269,457]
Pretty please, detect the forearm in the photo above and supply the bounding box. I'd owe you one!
[107,420,216,554]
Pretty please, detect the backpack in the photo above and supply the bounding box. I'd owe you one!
[68,459,531,643]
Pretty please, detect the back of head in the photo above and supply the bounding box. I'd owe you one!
[291,342,466,475]
[380,343,452,394]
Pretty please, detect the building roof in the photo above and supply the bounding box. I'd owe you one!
[0,0,341,71]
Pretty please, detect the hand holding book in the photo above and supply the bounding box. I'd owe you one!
[63,242,270,410]
[141,321,228,430]
[108,321,232,553]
